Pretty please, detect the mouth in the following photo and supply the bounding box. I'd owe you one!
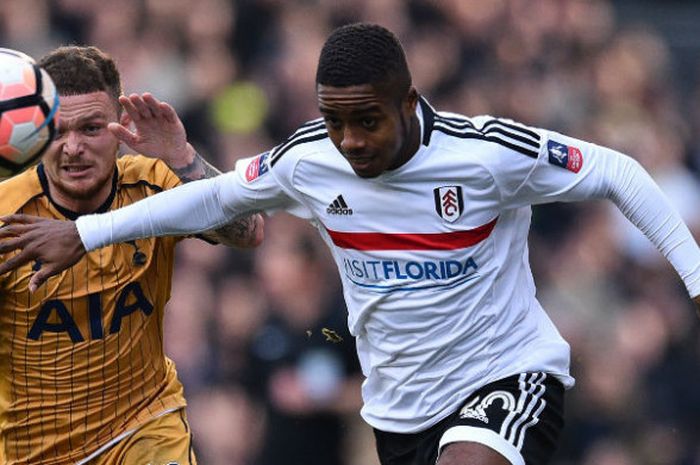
[61,165,92,178]
[345,155,373,171]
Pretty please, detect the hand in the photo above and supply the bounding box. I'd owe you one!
[0,215,86,292]
[693,295,700,319]
[108,93,195,168]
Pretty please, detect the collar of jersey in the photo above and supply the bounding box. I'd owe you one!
[373,96,433,181]
[37,162,118,220]
[417,95,435,146]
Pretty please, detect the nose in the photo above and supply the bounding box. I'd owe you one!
[62,131,83,157]
[340,125,365,155]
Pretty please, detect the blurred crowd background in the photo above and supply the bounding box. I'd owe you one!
[2,0,700,464]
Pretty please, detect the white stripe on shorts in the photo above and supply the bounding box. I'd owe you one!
[439,426,525,465]
[506,373,547,449]
[438,373,549,464]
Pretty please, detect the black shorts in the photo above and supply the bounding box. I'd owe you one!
[373,372,565,465]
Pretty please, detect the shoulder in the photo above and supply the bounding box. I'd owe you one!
[429,110,544,159]
[268,118,332,169]
[435,113,544,158]
[0,166,44,215]
[117,154,180,192]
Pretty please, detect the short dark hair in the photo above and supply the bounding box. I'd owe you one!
[316,23,411,101]
[39,46,122,110]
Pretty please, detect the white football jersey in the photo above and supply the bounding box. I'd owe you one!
[77,97,700,434]
[227,98,624,432]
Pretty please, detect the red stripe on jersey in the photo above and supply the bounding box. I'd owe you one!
[326,218,498,251]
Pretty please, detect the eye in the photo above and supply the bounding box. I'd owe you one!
[361,118,376,130]
[54,126,67,140]
[83,124,102,135]
[323,116,342,130]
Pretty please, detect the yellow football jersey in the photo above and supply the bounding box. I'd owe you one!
[0,156,190,465]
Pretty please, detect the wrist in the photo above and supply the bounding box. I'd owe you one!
[165,143,196,170]
[71,221,87,254]
[75,214,109,252]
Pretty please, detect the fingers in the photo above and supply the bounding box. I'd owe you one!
[157,101,178,124]
[108,122,138,146]
[120,93,155,122]
[0,216,81,292]
[0,223,36,243]
[0,236,25,254]
[1,214,44,226]
[131,93,155,119]
[28,268,52,293]
[119,94,142,122]
[141,93,165,119]
[0,247,56,293]
[0,248,33,276]
[0,225,23,240]
[0,218,40,275]
[120,93,168,122]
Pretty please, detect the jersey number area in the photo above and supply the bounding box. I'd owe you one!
[27,282,154,342]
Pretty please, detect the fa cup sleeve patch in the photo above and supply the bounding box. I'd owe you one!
[245,151,270,182]
[547,140,583,173]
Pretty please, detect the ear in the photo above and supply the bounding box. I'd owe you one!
[404,87,418,114]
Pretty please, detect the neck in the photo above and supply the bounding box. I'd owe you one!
[390,114,421,170]
[44,169,116,216]
[52,191,111,214]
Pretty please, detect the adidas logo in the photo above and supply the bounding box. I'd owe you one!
[327,195,353,215]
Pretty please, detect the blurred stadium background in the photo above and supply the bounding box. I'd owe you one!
[3,0,700,464]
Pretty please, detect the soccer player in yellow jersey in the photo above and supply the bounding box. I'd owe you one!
[0,46,263,465]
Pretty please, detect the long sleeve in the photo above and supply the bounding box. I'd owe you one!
[76,172,244,250]
[591,150,700,297]
[487,127,700,298]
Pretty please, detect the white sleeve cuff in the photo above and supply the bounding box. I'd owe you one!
[75,211,114,251]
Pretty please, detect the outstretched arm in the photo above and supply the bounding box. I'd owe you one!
[488,129,700,315]
[0,170,251,291]
[528,138,700,314]
[109,93,263,248]
[581,154,700,316]
[591,152,700,306]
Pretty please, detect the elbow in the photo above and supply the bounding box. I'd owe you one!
[241,213,265,249]
[602,153,646,201]
[216,213,266,249]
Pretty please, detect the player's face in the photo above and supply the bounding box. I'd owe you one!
[42,91,121,213]
[318,83,419,178]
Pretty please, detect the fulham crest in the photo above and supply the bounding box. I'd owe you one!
[434,186,464,223]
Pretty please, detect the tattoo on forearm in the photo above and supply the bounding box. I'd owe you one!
[211,214,257,245]
[172,151,258,245]
[172,152,221,183]
[228,215,257,240]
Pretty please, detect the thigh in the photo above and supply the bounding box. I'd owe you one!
[438,373,565,465]
[93,409,197,465]
[438,442,510,465]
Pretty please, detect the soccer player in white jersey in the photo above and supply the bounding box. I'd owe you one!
[2,23,700,465]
